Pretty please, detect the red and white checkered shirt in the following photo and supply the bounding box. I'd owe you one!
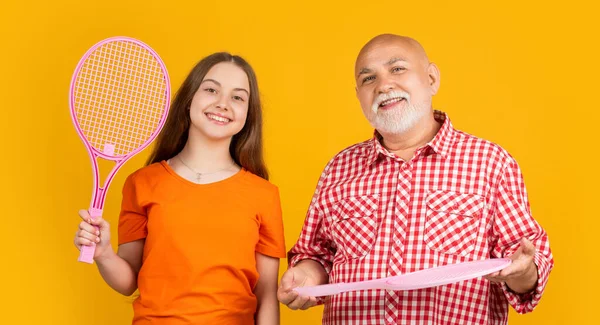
[288,111,553,325]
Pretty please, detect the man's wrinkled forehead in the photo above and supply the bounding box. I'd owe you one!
[354,36,428,76]
[356,54,409,78]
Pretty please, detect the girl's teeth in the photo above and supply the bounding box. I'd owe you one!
[207,114,229,123]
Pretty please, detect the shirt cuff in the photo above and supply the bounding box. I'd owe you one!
[502,251,552,313]
[288,253,333,274]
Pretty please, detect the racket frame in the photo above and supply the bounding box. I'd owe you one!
[69,36,170,263]
[293,258,512,297]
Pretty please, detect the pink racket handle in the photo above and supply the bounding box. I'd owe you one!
[78,208,103,264]
[294,278,388,297]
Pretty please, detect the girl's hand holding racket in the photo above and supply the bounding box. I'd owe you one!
[74,209,113,261]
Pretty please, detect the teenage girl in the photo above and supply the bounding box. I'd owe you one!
[74,52,286,325]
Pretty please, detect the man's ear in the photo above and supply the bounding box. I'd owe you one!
[428,63,441,95]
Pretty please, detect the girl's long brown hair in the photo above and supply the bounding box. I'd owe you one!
[145,52,268,180]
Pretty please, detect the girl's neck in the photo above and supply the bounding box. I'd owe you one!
[177,132,235,171]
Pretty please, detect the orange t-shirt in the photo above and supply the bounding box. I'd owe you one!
[118,161,286,325]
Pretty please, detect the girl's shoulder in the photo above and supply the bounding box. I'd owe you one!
[242,169,276,187]
[235,169,280,198]
[125,161,168,186]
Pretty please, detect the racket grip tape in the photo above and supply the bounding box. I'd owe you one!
[77,208,103,264]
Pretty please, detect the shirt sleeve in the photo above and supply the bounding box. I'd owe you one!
[287,165,335,274]
[256,186,287,258]
[490,157,554,313]
[118,173,148,245]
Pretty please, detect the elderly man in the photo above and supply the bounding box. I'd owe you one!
[277,34,553,325]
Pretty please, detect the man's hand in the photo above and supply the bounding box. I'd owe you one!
[485,238,538,294]
[277,260,328,310]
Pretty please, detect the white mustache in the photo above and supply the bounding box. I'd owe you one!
[371,91,410,114]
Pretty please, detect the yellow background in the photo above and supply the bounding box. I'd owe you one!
[1,0,596,324]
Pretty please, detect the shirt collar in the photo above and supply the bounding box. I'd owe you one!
[365,110,457,166]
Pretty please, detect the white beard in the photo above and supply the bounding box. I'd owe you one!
[368,100,428,135]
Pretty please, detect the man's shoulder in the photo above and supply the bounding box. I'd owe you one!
[329,139,374,163]
[452,128,516,165]
[314,139,374,178]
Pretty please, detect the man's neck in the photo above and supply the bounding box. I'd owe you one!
[379,112,440,162]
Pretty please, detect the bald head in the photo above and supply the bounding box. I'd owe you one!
[355,34,430,77]
[353,34,441,136]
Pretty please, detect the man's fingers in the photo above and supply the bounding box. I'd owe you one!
[287,294,310,310]
[520,237,536,256]
[277,286,299,305]
[510,238,536,261]
[280,270,296,291]
[498,262,519,277]
[510,245,524,261]
[299,296,318,310]
[484,274,506,283]
[278,270,301,306]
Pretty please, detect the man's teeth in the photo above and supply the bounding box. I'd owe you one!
[379,97,404,107]
[207,113,230,123]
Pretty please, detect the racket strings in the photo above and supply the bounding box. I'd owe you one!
[73,40,168,156]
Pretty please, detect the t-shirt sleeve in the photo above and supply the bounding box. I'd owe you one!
[118,173,148,245]
[256,186,286,258]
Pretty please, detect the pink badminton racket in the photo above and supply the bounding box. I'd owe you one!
[294,258,511,297]
[70,36,170,264]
